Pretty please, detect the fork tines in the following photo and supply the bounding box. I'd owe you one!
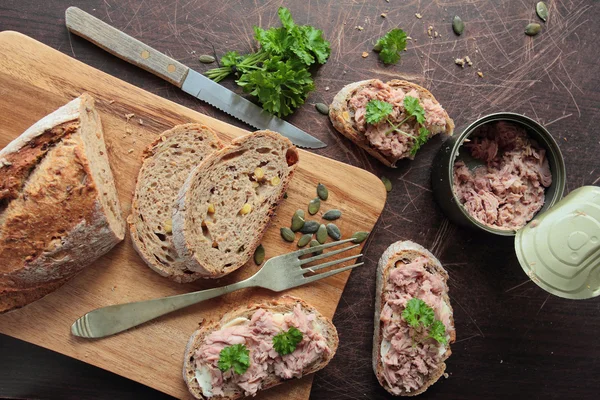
[294,239,364,282]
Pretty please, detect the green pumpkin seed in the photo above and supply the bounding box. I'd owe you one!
[309,239,323,255]
[316,224,327,244]
[308,197,321,215]
[452,15,464,35]
[381,176,392,192]
[322,209,341,220]
[198,54,216,64]
[297,234,312,247]
[280,227,295,242]
[525,23,541,36]
[326,223,341,240]
[283,192,288,199]
[317,183,329,200]
[536,2,548,22]
[291,212,305,232]
[300,220,320,234]
[351,231,369,244]
[253,244,265,265]
[315,103,329,115]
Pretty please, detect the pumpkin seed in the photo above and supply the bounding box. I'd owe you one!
[317,183,329,200]
[381,176,392,192]
[297,234,312,247]
[452,16,464,35]
[198,54,216,64]
[525,23,541,36]
[351,231,369,243]
[308,197,321,215]
[291,212,306,232]
[283,192,288,199]
[322,209,341,220]
[315,103,329,115]
[310,240,323,255]
[254,244,265,264]
[316,224,327,244]
[300,220,320,234]
[280,227,295,242]
[536,2,548,22]
[326,223,341,240]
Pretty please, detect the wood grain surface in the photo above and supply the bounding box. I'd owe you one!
[0,31,385,400]
[1,0,600,399]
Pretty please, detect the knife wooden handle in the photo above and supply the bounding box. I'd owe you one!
[65,6,189,87]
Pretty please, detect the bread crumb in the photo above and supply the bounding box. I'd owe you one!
[455,58,465,68]
[356,25,364,31]
[465,56,473,66]
[125,113,134,121]
[500,360,503,363]
[434,31,439,38]
[415,13,422,19]
[443,373,449,378]
[126,128,132,134]
[139,119,144,125]
[477,71,484,78]
[325,86,330,91]
[362,51,369,58]
[108,100,115,105]
[128,149,134,154]
[407,36,412,40]
[427,26,433,36]
[381,13,387,18]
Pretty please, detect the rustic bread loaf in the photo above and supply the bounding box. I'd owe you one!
[0,94,125,313]
[128,124,223,282]
[373,241,456,396]
[329,79,454,167]
[172,130,299,278]
[183,296,338,400]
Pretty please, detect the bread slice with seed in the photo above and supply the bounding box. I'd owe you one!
[329,79,454,167]
[183,295,338,399]
[373,241,456,396]
[128,124,224,283]
[0,94,125,313]
[172,130,299,278]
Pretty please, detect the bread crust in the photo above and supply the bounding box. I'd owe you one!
[183,296,338,400]
[373,241,456,396]
[329,79,455,167]
[172,130,298,278]
[128,124,224,283]
[0,94,125,313]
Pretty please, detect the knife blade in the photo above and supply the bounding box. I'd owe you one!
[64,6,326,149]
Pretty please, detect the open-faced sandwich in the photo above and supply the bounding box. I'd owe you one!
[330,79,454,167]
[374,241,456,396]
[183,296,338,399]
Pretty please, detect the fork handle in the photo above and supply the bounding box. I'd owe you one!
[71,278,254,338]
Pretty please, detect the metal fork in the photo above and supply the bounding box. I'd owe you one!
[72,239,363,338]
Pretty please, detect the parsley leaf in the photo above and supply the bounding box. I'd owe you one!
[410,126,430,156]
[428,320,448,345]
[373,28,407,64]
[401,298,435,329]
[218,344,250,375]
[273,326,303,355]
[221,51,243,68]
[403,96,426,125]
[365,100,394,124]
[237,57,314,117]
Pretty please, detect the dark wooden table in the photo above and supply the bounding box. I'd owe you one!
[1,0,599,399]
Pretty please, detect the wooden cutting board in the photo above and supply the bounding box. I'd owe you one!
[0,32,385,399]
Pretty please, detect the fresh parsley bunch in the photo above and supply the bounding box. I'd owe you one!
[205,7,330,117]
[401,298,448,345]
[364,96,431,155]
[272,326,303,355]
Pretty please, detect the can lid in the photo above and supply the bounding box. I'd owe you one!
[515,186,600,299]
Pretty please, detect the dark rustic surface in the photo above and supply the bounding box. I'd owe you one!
[1,0,599,399]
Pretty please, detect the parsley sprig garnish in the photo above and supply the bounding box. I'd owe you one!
[217,344,250,375]
[373,28,407,64]
[401,298,448,345]
[272,326,303,355]
[204,7,330,117]
[364,96,431,156]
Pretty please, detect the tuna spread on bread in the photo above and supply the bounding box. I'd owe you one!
[193,304,331,397]
[349,79,449,159]
[453,121,552,230]
[380,256,454,394]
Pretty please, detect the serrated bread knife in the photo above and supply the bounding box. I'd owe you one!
[65,7,326,149]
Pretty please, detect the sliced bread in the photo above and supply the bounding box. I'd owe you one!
[0,94,125,313]
[172,130,299,278]
[128,124,223,283]
[373,241,456,396]
[329,79,454,167]
[183,295,339,399]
